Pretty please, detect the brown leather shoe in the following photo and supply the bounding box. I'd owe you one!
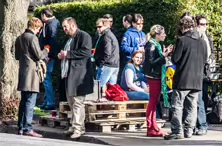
[24,131,43,138]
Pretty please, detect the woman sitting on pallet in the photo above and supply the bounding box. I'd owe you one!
[120,50,150,100]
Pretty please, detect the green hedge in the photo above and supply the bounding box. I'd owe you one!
[34,0,222,49]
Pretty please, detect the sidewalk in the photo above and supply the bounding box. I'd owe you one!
[2,122,222,145]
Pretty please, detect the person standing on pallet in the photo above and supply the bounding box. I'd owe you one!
[39,8,60,110]
[58,17,94,139]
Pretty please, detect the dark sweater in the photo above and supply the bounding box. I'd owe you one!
[39,17,60,59]
[94,28,119,68]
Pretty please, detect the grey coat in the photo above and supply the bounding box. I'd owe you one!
[15,29,48,92]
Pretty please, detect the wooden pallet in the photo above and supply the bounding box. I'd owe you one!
[85,119,166,133]
[39,116,69,128]
[85,100,148,122]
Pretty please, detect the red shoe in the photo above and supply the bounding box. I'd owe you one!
[24,131,43,138]
[147,129,164,137]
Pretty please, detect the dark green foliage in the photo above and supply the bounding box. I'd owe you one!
[34,0,221,49]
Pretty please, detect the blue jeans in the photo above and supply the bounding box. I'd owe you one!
[197,91,208,130]
[125,91,150,100]
[43,59,55,106]
[18,91,37,132]
[96,66,119,87]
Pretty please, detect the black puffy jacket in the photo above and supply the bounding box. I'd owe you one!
[94,28,119,68]
[143,42,166,79]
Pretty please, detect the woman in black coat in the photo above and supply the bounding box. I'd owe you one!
[143,25,173,137]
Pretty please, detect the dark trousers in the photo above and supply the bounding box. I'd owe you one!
[171,90,198,135]
[202,81,211,111]
[17,91,37,132]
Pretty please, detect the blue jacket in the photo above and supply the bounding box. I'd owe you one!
[121,27,146,63]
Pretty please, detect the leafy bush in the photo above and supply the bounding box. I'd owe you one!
[34,0,222,50]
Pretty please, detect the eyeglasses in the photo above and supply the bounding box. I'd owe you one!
[199,23,208,26]
[96,26,102,28]
[136,23,144,25]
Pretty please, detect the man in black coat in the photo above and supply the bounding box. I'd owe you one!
[39,8,60,110]
[94,18,119,96]
[58,17,93,139]
[164,18,207,140]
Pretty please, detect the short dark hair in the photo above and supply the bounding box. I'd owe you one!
[103,14,113,20]
[196,15,207,25]
[132,13,143,23]
[123,14,133,24]
[41,7,54,18]
[63,17,77,27]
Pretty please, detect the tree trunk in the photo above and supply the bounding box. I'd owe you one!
[0,0,29,121]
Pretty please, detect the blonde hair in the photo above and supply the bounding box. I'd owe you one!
[96,18,110,27]
[146,25,164,41]
[27,17,43,29]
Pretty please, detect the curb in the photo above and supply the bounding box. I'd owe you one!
[2,124,110,145]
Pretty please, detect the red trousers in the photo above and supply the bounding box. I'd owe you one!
[146,78,161,130]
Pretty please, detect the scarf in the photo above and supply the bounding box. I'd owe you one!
[61,38,73,79]
[199,30,211,61]
[150,38,170,108]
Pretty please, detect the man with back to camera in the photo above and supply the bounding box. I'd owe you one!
[164,17,207,140]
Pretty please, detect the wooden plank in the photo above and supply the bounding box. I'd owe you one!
[88,109,146,115]
[90,117,146,123]
[59,103,70,113]
[39,116,69,128]
[84,100,149,106]
[90,118,166,123]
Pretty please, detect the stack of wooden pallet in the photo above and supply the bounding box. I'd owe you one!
[39,100,166,132]
[84,100,165,132]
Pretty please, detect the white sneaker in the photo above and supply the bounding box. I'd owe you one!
[70,132,81,139]
[81,130,85,135]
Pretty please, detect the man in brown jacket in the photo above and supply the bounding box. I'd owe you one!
[15,17,49,137]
